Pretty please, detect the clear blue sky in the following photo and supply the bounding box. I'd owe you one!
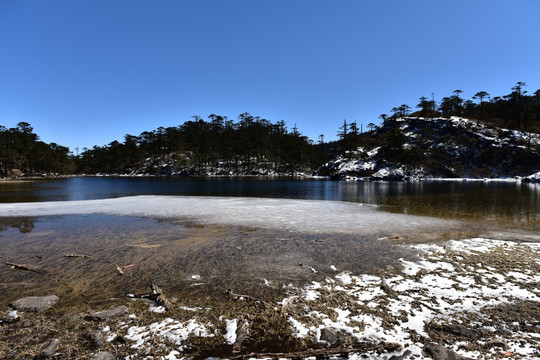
[1,0,539,152]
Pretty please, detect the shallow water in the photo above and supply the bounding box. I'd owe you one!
[1,213,440,309]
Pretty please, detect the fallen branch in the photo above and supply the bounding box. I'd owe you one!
[116,264,124,275]
[150,284,172,311]
[225,289,269,308]
[116,263,135,275]
[126,292,161,300]
[5,262,40,273]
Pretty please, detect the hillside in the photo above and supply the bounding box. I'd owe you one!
[75,114,327,176]
[317,116,540,181]
[111,152,313,177]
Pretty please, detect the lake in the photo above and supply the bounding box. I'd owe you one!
[1,176,539,309]
[1,176,540,226]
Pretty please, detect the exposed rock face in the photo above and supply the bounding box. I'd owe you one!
[317,117,540,180]
[85,306,128,321]
[10,295,59,312]
[8,169,24,178]
[522,170,540,182]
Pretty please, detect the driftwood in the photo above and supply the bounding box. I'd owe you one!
[115,264,124,275]
[127,292,160,300]
[150,284,172,311]
[5,262,40,273]
[205,342,402,360]
[226,289,269,308]
[64,254,91,258]
[126,285,176,311]
[115,263,135,275]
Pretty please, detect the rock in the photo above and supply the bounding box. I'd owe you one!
[424,345,474,360]
[90,352,116,360]
[485,337,507,349]
[8,169,24,178]
[441,324,480,339]
[10,295,59,312]
[389,350,412,360]
[113,335,128,344]
[86,331,105,349]
[320,327,340,346]
[85,306,128,321]
[35,339,59,359]
[381,276,396,297]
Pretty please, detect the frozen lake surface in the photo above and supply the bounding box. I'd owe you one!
[0,195,459,234]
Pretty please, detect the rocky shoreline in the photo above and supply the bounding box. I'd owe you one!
[3,171,540,183]
[2,236,538,360]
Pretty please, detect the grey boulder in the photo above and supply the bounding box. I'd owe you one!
[10,295,59,312]
[85,306,128,321]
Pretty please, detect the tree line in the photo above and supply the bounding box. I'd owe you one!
[76,113,331,175]
[0,122,75,177]
[386,82,540,131]
[336,81,540,153]
[3,82,538,177]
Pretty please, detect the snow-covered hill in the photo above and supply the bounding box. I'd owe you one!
[317,117,540,181]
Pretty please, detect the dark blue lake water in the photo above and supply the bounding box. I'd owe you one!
[1,176,539,226]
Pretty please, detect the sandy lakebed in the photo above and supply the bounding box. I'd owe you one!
[0,196,539,359]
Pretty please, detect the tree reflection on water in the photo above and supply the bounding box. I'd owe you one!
[0,218,35,233]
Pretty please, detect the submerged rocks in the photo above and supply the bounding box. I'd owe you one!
[10,295,59,312]
[85,306,128,321]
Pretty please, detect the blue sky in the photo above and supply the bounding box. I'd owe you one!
[1,1,539,152]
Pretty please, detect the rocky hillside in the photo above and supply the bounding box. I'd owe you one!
[317,117,540,180]
[120,153,312,177]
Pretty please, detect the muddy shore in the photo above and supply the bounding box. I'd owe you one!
[1,213,539,359]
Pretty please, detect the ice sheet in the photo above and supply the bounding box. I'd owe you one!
[0,195,457,234]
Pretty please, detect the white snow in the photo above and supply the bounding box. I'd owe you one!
[284,237,540,360]
[223,319,238,345]
[8,310,18,319]
[125,317,214,350]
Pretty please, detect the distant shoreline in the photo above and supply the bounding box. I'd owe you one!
[2,173,539,183]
